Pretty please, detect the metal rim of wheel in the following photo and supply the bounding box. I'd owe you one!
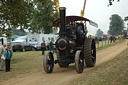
[84,38,96,67]
[75,50,84,73]
[43,52,54,73]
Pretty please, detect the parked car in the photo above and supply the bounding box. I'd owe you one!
[34,42,42,51]
[12,41,35,52]
[46,42,50,50]
[126,35,128,39]
[34,42,55,51]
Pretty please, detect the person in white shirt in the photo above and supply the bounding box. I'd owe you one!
[0,44,6,71]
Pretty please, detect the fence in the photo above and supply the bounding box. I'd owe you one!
[96,38,125,49]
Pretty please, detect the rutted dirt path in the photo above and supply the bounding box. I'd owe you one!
[1,40,128,85]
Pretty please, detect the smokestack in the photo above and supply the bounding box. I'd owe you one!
[59,7,66,36]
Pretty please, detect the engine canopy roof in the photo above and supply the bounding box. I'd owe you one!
[53,16,98,28]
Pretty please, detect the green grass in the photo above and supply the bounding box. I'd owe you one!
[0,51,44,82]
[72,48,128,85]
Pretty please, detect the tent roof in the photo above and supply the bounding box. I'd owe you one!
[8,35,20,39]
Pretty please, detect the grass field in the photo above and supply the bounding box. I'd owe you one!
[0,39,126,82]
[72,48,128,85]
[0,51,44,82]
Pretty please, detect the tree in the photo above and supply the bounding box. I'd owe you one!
[29,0,59,34]
[0,0,34,35]
[0,0,58,35]
[96,29,103,37]
[108,14,124,35]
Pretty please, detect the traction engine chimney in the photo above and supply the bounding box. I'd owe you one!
[59,7,66,37]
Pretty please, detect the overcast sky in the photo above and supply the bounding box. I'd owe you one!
[59,0,128,35]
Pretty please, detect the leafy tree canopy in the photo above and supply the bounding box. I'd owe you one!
[29,0,59,34]
[0,0,34,35]
[108,14,124,35]
[0,0,58,36]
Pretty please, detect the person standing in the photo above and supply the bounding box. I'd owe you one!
[49,39,54,54]
[4,46,13,72]
[0,44,6,71]
[41,41,46,55]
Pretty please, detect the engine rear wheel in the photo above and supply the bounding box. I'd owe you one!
[84,38,96,67]
[43,52,54,73]
[75,50,84,73]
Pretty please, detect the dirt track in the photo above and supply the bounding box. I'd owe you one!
[1,40,128,85]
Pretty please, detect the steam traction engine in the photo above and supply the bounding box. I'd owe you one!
[43,7,98,73]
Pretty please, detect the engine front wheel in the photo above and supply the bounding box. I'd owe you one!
[43,52,54,73]
[75,50,84,73]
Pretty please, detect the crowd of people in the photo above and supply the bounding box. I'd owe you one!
[89,34,125,44]
[0,44,13,72]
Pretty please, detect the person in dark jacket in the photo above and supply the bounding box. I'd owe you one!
[4,46,13,72]
[41,40,46,55]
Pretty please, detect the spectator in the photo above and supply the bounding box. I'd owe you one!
[0,44,6,71]
[41,40,46,55]
[4,46,13,72]
[110,36,113,43]
[113,36,116,42]
[49,39,54,54]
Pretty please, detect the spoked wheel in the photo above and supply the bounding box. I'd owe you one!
[75,50,84,73]
[43,52,54,73]
[84,38,96,67]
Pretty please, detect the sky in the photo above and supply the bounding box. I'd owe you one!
[59,0,128,35]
